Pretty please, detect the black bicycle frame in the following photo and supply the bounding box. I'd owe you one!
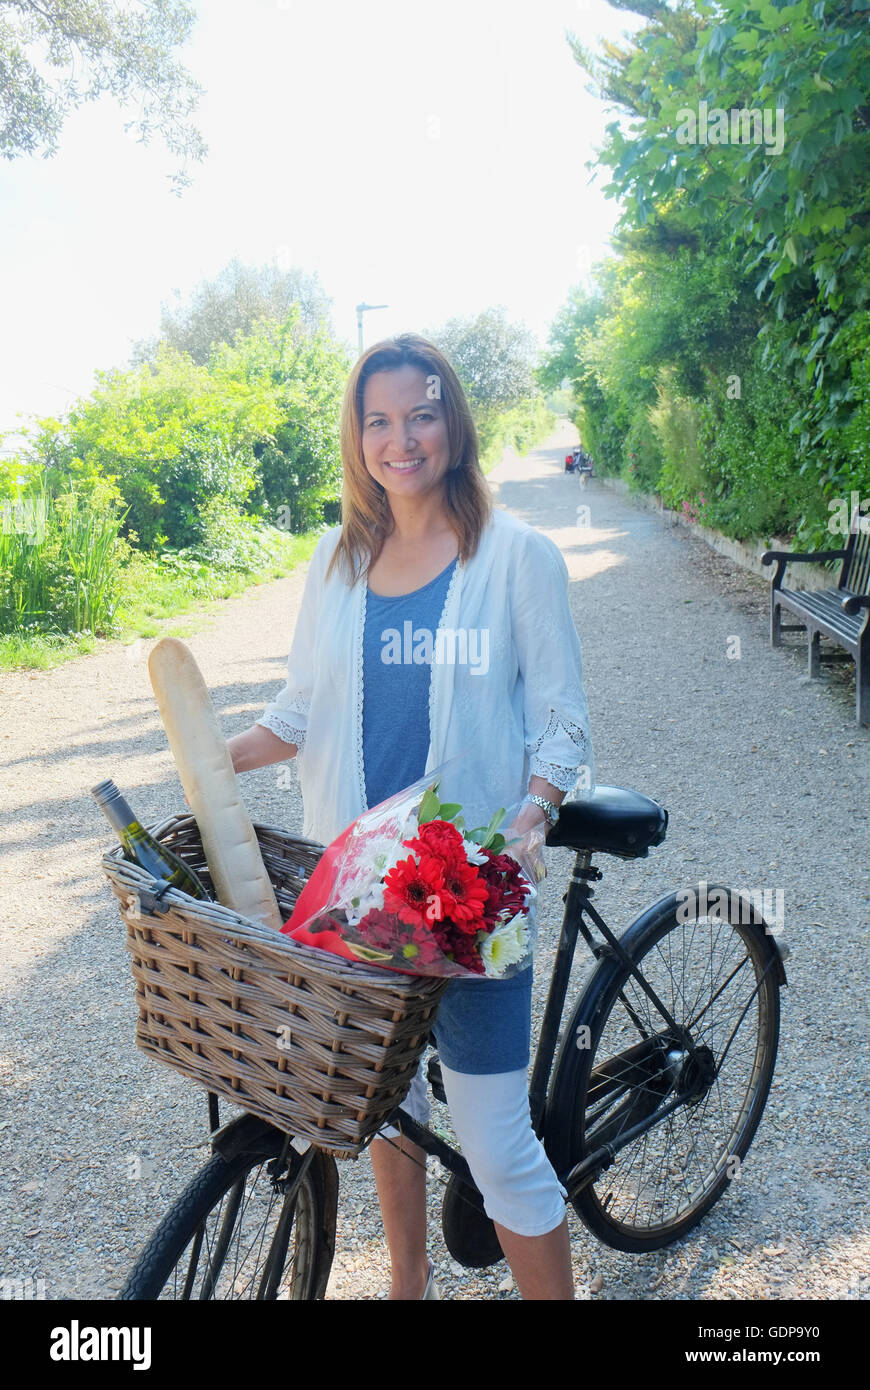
[385,847,756,1200]
[386,849,688,1186]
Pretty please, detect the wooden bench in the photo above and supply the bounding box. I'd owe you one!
[762,504,870,725]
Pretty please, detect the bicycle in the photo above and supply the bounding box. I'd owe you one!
[116,784,787,1299]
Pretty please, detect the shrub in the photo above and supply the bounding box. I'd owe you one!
[695,335,823,542]
[623,406,663,493]
[648,369,710,511]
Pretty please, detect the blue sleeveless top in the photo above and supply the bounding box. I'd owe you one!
[362,556,458,808]
[362,553,532,1075]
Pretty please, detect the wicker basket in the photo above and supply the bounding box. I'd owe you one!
[100,814,447,1158]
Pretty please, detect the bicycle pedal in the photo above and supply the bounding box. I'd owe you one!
[427,1053,447,1103]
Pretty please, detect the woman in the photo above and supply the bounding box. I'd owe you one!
[228,334,593,1300]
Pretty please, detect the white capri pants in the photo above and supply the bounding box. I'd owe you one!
[379,1057,567,1237]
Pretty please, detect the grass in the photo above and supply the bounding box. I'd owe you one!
[0,527,322,672]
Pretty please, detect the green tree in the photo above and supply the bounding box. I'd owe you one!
[22,308,351,548]
[426,306,549,466]
[0,0,206,192]
[544,0,870,540]
[213,314,351,532]
[131,258,334,366]
[428,307,537,411]
[573,0,870,465]
[538,282,608,396]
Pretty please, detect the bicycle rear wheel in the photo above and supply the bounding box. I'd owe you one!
[546,889,782,1252]
[118,1128,334,1300]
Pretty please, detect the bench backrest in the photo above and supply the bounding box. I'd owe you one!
[841,505,870,596]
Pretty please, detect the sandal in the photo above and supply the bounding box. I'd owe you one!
[422,1259,441,1300]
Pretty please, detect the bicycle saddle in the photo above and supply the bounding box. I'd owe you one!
[545,785,668,859]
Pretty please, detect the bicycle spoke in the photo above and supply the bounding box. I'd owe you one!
[576,913,776,1235]
[222,1170,299,1299]
[154,1156,310,1301]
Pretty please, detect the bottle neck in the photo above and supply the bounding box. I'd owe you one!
[92,782,140,837]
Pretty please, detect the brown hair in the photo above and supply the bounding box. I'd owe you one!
[325,333,492,586]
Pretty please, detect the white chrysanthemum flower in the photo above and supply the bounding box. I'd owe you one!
[336,831,408,903]
[372,836,409,877]
[344,879,386,926]
[461,835,489,865]
[479,912,528,977]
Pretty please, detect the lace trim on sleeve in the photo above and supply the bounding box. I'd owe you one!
[528,710,590,758]
[528,709,591,793]
[256,714,306,753]
[529,757,585,794]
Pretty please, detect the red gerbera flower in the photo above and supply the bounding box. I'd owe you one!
[437,857,489,928]
[383,853,445,930]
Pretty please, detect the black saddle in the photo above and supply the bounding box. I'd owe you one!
[545,785,667,859]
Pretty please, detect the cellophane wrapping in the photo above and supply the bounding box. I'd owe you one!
[281,763,546,979]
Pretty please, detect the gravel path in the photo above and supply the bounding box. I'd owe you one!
[2,421,868,1302]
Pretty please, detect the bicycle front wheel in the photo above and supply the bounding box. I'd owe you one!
[118,1129,334,1300]
[547,888,782,1252]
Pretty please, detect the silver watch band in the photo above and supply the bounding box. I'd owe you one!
[525,793,559,827]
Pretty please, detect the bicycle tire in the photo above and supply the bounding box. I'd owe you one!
[118,1133,333,1300]
[545,886,782,1253]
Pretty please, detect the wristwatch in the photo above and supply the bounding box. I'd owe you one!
[524,794,559,828]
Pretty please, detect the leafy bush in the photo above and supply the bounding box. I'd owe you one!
[218,317,348,531]
[21,315,349,552]
[623,405,663,494]
[541,0,870,545]
[693,334,823,541]
[648,369,710,511]
[833,307,870,499]
[159,497,315,576]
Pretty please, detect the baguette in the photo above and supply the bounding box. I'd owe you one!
[147,638,282,932]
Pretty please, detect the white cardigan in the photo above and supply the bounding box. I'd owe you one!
[257,505,594,846]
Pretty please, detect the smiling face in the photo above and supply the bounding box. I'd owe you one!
[361,364,452,504]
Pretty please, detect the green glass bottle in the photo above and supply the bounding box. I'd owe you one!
[92,778,211,900]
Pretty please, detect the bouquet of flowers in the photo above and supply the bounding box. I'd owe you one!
[281,766,544,979]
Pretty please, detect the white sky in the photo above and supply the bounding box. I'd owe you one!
[0,0,643,445]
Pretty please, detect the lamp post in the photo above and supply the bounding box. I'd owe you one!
[356,302,388,356]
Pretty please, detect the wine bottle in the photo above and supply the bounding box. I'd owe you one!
[92,778,211,901]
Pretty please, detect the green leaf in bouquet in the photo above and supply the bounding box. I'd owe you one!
[417,784,442,825]
[437,803,462,821]
[477,806,507,848]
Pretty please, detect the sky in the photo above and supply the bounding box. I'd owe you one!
[0,0,644,447]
